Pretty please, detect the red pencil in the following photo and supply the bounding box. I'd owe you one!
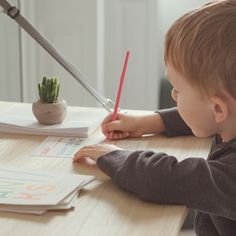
[109,50,130,139]
[112,50,130,120]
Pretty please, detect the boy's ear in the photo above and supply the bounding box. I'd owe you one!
[210,96,229,123]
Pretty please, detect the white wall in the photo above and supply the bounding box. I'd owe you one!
[0,0,210,109]
[20,0,98,107]
[103,0,160,110]
[0,0,21,102]
[18,0,161,110]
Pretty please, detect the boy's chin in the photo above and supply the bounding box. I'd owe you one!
[191,129,211,138]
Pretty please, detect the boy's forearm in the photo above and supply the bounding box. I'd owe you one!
[133,107,192,137]
[138,113,166,135]
[97,149,236,220]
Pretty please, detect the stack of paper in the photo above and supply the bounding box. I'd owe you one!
[0,165,94,215]
[0,103,107,137]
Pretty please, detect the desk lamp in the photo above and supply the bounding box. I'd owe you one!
[0,0,114,112]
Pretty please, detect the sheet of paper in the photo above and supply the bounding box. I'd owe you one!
[32,136,149,158]
[0,207,47,215]
[0,190,79,215]
[0,165,94,205]
[110,140,149,150]
[31,137,86,158]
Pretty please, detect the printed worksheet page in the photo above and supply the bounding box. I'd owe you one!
[31,136,149,158]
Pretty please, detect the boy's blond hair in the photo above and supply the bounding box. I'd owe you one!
[164,0,236,98]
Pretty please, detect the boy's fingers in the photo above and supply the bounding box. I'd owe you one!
[107,132,130,140]
[102,120,123,132]
[121,132,130,138]
[73,146,94,161]
[101,113,124,128]
[101,113,113,125]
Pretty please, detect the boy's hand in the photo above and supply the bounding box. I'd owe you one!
[101,113,143,140]
[73,144,123,162]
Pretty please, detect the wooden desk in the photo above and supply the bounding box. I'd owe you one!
[0,102,211,236]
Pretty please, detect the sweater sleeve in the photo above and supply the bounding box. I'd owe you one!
[97,150,236,221]
[157,107,193,137]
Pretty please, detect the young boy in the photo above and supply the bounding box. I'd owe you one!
[73,1,236,235]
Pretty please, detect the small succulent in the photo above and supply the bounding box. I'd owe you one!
[38,77,60,103]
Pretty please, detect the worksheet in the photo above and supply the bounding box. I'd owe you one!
[31,137,86,157]
[31,136,149,158]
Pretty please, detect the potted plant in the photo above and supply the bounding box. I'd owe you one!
[32,76,67,125]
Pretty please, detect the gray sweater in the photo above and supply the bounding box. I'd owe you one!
[97,108,236,236]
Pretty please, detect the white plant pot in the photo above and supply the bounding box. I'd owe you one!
[32,99,67,125]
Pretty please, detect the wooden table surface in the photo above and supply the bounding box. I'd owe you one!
[0,101,211,236]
